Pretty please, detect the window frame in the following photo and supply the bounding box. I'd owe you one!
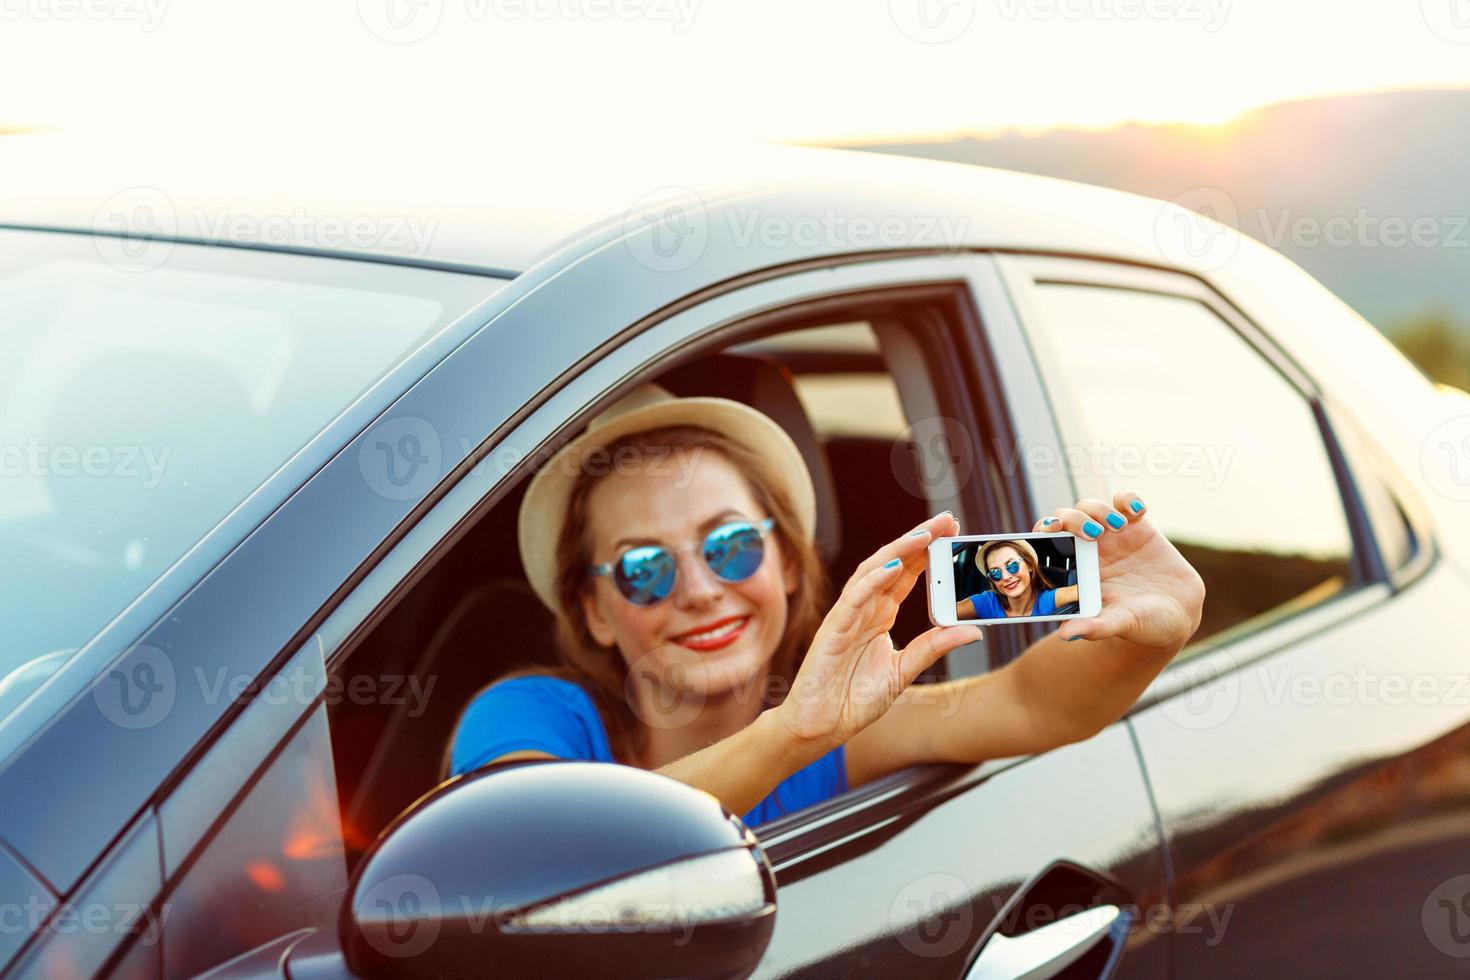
[992,254,1398,707]
[312,252,1045,873]
[1322,395,1438,592]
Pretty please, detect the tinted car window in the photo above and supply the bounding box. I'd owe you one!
[0,230,504,733]
[1028,284,1355,645]
[1331,412,1418,573]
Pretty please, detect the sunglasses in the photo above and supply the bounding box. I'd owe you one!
[588,517,777,606]
[987,558,1023,581]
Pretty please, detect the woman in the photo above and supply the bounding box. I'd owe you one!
[957,539,1075,619]
[449,383,1205,827]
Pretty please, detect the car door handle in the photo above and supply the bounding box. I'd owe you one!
[964,904,1121,980]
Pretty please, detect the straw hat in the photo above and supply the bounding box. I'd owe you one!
[517,383,816,615]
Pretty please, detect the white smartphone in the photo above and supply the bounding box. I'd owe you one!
[928,531,1101,626]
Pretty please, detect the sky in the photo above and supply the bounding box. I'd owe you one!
[3,0,1470,143]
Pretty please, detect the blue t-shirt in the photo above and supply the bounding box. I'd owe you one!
[449,675,847,828]
[968,587,1058,619]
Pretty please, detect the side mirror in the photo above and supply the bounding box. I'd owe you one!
[342,760,777,979]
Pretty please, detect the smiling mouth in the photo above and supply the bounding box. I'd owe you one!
[1002,580,1021,591]
[673,615,751,651]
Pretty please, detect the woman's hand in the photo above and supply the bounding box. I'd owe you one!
[1037,491,1204,649]
[775,511,983,750]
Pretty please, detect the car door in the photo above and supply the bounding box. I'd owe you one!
[293,247,1172,979]
[999,254,1470,977]
[708,258,1171,979]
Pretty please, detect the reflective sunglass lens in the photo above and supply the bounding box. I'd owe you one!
[987,559,1023,581]
[704,522,765,582]
[615,546,676,605]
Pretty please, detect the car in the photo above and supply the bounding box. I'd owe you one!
[1,128,1468,979]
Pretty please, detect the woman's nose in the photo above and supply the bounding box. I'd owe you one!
[673,550,723,606]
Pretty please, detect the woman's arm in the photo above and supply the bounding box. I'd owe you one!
[846,492,1204,785]
[483,513,978,816]
[655,511,983,812]
[649,709,833,816]
[1052,583,1080,607]
[475,712,824,818]
[956,596,978,619]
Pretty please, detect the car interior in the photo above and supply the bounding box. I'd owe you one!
[327,316,971,867]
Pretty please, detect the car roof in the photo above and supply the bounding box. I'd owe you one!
[0,126,1209,278]
[4,125,1438,512]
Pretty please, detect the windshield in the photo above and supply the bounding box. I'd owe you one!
[0,229,506,729]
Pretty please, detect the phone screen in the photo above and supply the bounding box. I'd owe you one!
[944,533,1089,622]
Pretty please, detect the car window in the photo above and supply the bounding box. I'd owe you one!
[0,230,504,734]
[733,322,907,439]
[1026,284,1356,646]
[329,306,989,855]
[1330,411,1418,574]
[728,321,941,656]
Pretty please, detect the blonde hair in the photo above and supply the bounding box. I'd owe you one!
[977,538,1055,596]
[526,424,831,764]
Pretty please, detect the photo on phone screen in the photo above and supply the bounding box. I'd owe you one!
[928,531,1100,626]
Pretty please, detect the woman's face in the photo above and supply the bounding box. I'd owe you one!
[578,448,798,707]
[985,545,1032,604]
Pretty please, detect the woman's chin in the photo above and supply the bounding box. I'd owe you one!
[693,637,774,699]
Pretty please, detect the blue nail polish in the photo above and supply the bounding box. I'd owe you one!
[1082,519,1103,538]
[1106,513,1125,530]
[883,558,902,569]
[1042,517,1055,526]
[909,527,930,536]
[1065,635,1083,642]
[1130,499,1144,513]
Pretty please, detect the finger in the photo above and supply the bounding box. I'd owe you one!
[1056,601,1136,642]
[848,510,955,585]
[897,625,983,684]
[1073,497,1130,536]
[826,554,908,636]
[1033,513,1065,532]
[1112,490,1147,524]
[890,511,962,597]
[1048,500,1125,542]
[1045,506,1107,542]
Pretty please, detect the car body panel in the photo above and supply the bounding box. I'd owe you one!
[1133,560,1470,976]
[753,726,1167,978]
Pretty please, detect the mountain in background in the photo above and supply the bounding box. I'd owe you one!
[836,88,1470,389]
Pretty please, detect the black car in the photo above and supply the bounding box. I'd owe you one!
[2,132,1467,979]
